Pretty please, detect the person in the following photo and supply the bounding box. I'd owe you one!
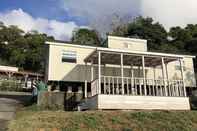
[32,79,38,102]
[37,79,47,91]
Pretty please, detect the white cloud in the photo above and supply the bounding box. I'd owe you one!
[61,0,197,33]
[1,1,197,40]
[0,8,80,40]
[61,0,139,35]
[141,0,197,30]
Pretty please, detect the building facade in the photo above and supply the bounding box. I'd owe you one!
[45,36,196,110]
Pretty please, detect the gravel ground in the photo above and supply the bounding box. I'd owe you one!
[0,92,31,131]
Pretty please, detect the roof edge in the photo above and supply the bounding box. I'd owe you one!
[108,35,147,43]
[46,41,196,58]
[45,41,97,49]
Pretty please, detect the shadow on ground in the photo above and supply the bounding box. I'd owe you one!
[0,92,32,131]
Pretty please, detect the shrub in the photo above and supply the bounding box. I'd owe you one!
[0,80,28,92]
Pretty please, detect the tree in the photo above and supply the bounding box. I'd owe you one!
[111,17,197,75]
[0,22,54,72]
[111,17,168,51]
[72,28,101,46]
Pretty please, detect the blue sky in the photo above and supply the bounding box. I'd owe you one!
[0,0,87,25]
[0,0,197,40]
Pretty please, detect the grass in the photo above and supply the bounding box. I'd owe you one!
[8,107,197,131]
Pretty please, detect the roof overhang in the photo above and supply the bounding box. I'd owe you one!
[84,48,195,67]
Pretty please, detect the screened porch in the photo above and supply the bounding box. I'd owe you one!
[84,48,187,98]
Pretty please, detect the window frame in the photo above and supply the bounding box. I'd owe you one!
[61,50,77,63]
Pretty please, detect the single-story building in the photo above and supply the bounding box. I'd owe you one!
[45,36,196,110]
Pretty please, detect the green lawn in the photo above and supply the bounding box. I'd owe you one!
[8,107,197,131]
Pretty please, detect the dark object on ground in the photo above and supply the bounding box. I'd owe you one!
[37,91,83,111]
[190,89,197,109]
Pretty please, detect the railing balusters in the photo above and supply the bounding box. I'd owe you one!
[152,79,155,96]
[117,77,119,94]
[108,77,110,94]
[112,77,114,95]
[126,78,129,95]
[139,78,142,95]
[103,76,106,94]
[91,76,184,97]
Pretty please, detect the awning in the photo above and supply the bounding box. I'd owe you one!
[84,48,193,67]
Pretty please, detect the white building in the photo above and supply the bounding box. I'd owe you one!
[45,36,196,110]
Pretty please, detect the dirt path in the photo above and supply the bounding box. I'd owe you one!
[0,92,31,131]
[0,98,22,131]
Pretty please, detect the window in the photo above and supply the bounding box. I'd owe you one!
[62,50,77,63]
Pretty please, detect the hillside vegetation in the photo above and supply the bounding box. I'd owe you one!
[8,110,197,131]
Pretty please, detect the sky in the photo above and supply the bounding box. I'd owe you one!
[0,0,197,40]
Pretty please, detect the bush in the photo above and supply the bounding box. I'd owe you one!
[0,80,29,92]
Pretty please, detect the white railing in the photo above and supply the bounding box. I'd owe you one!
[90,76,185,97]
[91,79,99,96]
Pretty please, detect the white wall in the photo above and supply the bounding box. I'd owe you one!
[47,43,95,82]
[108,36,147,52]
[85,95,190,110]
[0,65,18,72]
[46,38,196,87]
[97,95,190,110]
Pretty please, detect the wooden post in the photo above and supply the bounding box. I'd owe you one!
[103,64,106,94]
[126,78,129,95]
[121,53,124,95]
[85,62,88,98]
[131,65,134,78]
[104,76,106,94]
[130,65,134,95]
[142,56,147,95]
[108,77,111,94]
[112,77,114,95]
[180,58,186,97]
[153,67,156,96]
[138,66,142,95]
[84,80,87,98]
[116,77,119,94]
[98,51,101,94]
[165,63,170,96]
[161,57,168,96]
[91,60,94,81]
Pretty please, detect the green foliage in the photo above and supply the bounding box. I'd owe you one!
[8,111,197,131]
[111,17,168,50]
[111,116,122,124]
[24,104,64,111]
[72,28,102,46]
[0,80,25,92]
[0,22,54,72]
[1,17,197,73]
[111,16,197,74]
[111,16,197,54]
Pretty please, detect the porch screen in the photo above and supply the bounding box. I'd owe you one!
[62,50,77,63]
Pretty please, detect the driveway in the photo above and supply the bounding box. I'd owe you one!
[0,92,31,131]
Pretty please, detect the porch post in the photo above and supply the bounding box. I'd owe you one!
[85,62,88,98]
[131,65,134,78]
[121,53,124,95]
[161,57,168,96]
[180,58,186,97]
[131,65,134,95]
[153,67,156,96]
[91,60,94,81]
[138,66,142,95]
[165,63,170,96]
[98,51,101,94]
[142,56,147,95]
